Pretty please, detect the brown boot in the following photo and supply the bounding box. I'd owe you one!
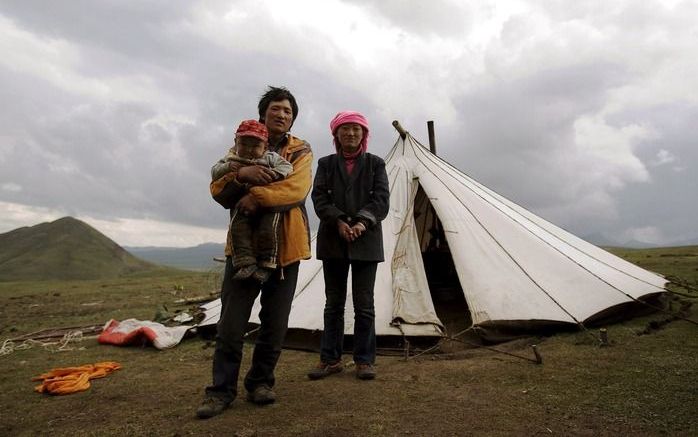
[356,363,376,380]
[307,361,343,380]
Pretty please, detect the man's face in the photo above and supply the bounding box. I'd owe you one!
[263,99,293,138]
[235,136,266,159]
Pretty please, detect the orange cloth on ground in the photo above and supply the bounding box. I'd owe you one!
[32,361,122,395]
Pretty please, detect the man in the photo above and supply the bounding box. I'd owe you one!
[197,86,313,419]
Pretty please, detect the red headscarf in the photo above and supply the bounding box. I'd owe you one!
[329,111,369,174]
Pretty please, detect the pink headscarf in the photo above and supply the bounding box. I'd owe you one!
[330,111,370,174]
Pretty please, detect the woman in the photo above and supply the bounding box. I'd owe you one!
[307,111,390,381]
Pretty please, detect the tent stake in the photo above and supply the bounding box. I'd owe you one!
[599,328,609,346]
[532,345,543,364]
[392,120,407,139]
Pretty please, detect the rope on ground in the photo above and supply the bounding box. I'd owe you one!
[0,339,14,356]
[0,331,89,356]
[600,275,698,327]
[666,275,698,298]
[0,339,48,356]
[445,336,541,364]
[451,326,475,339]
[581,322,608,346]
[667,289,697,299]
[407,326,542,364]
[56,331,85,351]
[631,295,698,327]
[405,341,441,360]
[405,326,468,361]
[392,321,412,360]
[452,326,542,363]
[667,275,698,293]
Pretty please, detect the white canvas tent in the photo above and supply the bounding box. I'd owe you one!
[200,128,667,341]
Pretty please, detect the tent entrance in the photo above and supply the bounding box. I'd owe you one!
[414,186,472,338]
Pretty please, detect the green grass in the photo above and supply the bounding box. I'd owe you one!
[0,270,214,337]
[0,246,696,436]
[606,245,698,285]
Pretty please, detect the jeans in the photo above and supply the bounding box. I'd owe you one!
[205,258,298,403]
[320,259,377,365]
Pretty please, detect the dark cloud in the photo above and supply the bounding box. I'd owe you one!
[0,91,214,224]
[0,2,381,233]
[1,1,198,54]
[445,61,629,204]
[613,102,698,243]
[0,1,696,246]
[432,58,697,243]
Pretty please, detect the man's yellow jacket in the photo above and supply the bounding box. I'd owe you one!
[210,134,313,267]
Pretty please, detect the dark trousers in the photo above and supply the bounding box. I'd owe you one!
[320,259,377,365]
[205,258,299,403]
[230,209,283,269]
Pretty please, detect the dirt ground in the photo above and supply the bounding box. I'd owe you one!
[0,313,696,437]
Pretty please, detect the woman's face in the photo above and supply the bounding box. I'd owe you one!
[336,123,364,153]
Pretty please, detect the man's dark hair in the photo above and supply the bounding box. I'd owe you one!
[258,86,299,125]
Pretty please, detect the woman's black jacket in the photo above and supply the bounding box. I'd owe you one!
[312,152,390,262]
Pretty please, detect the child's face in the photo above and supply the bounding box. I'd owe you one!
[235,136,266,159]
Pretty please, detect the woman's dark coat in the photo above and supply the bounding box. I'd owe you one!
[312,152,390,262]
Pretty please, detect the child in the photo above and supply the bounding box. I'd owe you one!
[213,119,293,283]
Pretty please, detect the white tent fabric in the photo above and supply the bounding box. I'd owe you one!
[200,132,667,337]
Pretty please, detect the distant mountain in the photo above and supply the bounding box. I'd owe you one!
[125,242,225,270]
[0,217,158,281]
[620,239,660,249]
[581,232,621,247]
[667,236,698,247]
[582,232,698,249]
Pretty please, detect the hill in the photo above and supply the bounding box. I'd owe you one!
[125,242,225,270]
[583,232,698,249]
[0,216,158,281]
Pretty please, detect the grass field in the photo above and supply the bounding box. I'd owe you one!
[0,247,696,436]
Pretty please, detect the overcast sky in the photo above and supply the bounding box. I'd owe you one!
[1,0,696,247]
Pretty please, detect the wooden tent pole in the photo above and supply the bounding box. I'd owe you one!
[427,120,436,155]
[392,120,407,139]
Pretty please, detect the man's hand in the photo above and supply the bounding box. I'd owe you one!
[236,194,260,216]
[238,166,276,186]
